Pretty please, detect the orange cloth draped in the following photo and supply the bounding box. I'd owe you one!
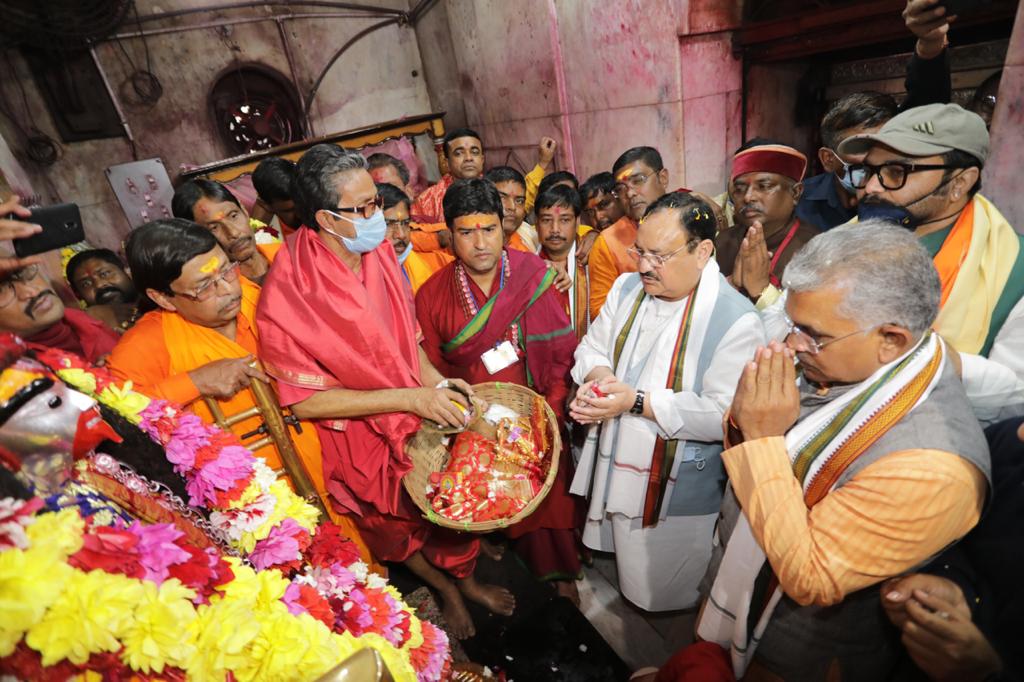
[256,228,479,575]
[409,221,448,253]
[933,200,975,308]
[507,231,532,253]
[587,216,638,319]
[256,241,282,263]
[404,249,453,294]
[107,277,375,567]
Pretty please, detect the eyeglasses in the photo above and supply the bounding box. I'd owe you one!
[626,241,695,270]
[171,261,240,302]
[849,162,963,191]
[385,218,412,231]
[0,264,42,308]
[615,172,654,194]
[334,194,383,219]
[785,319,879,355]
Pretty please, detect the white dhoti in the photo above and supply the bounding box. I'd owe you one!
[590,512,717,611]
[570,264,766,613]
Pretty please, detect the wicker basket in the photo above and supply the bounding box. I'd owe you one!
[403,381,561,532]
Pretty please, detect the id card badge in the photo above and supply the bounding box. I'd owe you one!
[481,340,519,374]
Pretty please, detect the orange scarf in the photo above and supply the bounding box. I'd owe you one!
[933,201,974,308]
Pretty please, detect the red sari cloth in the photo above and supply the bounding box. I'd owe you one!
[256,227,478,576]
[27,308,120,363]
[415,248,584,579]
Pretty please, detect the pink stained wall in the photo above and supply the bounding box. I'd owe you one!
[983,0,1024,232]
[424,0,745,193]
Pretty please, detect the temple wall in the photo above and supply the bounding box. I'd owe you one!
[0,0,431,251]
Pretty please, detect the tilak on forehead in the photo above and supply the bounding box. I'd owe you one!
[199,255,220,274]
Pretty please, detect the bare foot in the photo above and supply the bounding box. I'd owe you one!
[479,537,505,561]
[554,579,580,607]
[439,589,476,640]
[457,575,516,616]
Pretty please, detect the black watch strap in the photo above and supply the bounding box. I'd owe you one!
[630,389,645,415]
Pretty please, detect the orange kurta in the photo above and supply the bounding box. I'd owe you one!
[107,276,375,566]
[403,248,453,294]
[587,215,638,319]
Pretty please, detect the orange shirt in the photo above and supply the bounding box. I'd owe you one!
[587,216,638,319]
[722,437,985,606]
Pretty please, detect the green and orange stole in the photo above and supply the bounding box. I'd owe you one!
[697,332,946,678]
[441,249,576,397]
[611,283,699,527]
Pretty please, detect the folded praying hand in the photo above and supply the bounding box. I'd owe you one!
[726,340,801,442]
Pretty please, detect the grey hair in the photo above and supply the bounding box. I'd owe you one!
[292,144,368,230]
[782,219,940,336]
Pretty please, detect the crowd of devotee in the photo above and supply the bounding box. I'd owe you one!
[1,1,1022,680]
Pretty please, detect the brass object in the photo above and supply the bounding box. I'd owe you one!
[203,362,328,519]
[314,648,394,682]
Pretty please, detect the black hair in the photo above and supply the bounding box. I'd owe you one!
[535,184,582,217]
[612,146,663,176]
[941,149,983,198]
[171,179,241,222]
[252,157,296,204]
[376,182,411,212]
[820,92,898,149]
[443,178,504,228]
[125,218,218,313]
[484,165,526,190]
[443,127,483,157]
[366,153,411,186]
[291,144,368,232]
[580,172,617,202]
[537,171,579,198]
[66,249,125,297]
[643,191,717,244]
[734,137,785,154]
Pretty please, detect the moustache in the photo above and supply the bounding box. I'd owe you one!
[741,203,765,214]
[94,286,126,304]
[218,295,243,315]
[639,270,660,282]
[24,291,55,319]
[228,237,253,253]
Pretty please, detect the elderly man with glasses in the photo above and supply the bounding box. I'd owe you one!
[692,220,989,682]
[107,216,377,566]
[569,191,766,613]
[255,144,513,641]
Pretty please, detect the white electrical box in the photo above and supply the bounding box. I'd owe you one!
[105,158,174,229]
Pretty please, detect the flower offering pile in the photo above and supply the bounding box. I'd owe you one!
[426,395,553,524]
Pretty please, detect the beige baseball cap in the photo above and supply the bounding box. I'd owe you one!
[838,103,989,163]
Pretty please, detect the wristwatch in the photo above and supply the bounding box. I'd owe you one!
[630,389,645,415]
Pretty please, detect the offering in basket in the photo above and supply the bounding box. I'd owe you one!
[426,396,552,524]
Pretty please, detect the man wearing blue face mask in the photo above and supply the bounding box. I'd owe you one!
[796,92,899,231]
[256,144,516,641]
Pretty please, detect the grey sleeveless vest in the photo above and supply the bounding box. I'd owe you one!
[703,358,991,682]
